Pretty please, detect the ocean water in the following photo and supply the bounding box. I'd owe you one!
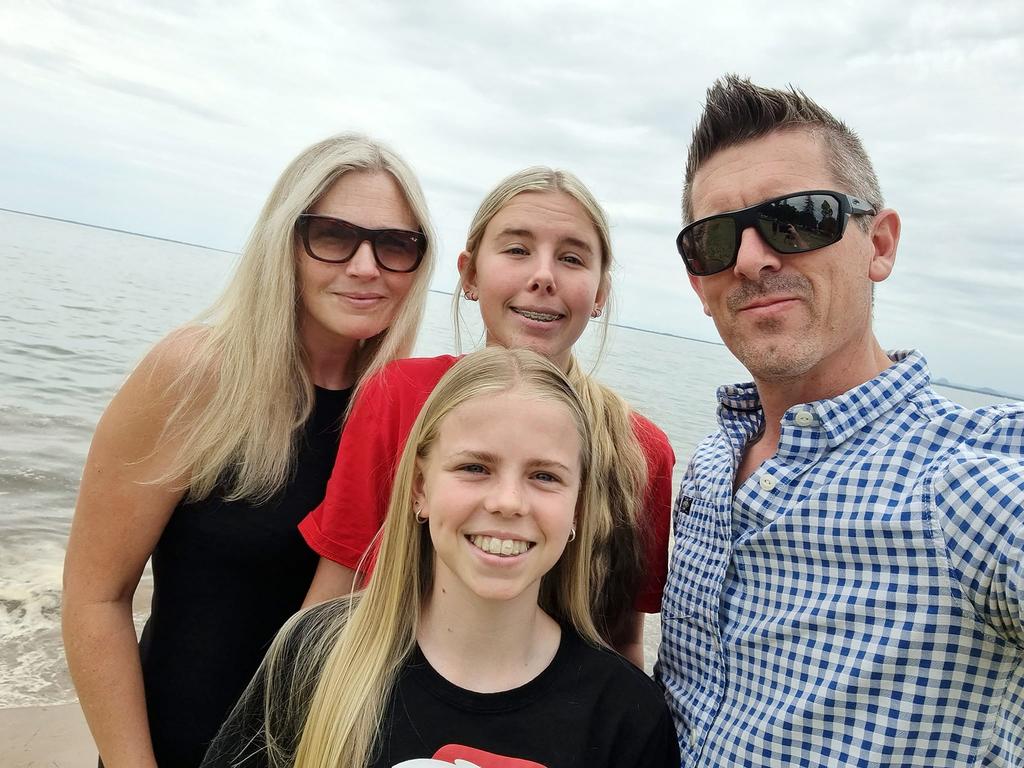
[0,210,1010,707]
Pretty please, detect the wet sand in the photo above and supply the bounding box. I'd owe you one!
[0,703,93,768]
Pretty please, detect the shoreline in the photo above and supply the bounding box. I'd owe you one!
[0,703,93,767]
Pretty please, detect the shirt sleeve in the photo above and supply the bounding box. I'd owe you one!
[299,357,452,573]
[931,407,1024,645]
[299,364,409,571]
[631,413,676,613]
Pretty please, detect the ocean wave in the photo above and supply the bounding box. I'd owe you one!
[0,403,97,432]
[0,466,80,499]
[0,535,153,707]
[11,342,77,359]
[0,537,74,707]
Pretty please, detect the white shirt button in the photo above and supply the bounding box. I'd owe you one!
[794,410,815,427]
[759,474,777,491]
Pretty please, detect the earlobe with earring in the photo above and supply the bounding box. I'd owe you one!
[414,502,427,524]
[463,289,478,301]
[590,306,602,318]
[567,526,576,543]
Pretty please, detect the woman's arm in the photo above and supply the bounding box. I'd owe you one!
[302,557,358,608]
[61,333,195,767]
[611,610,645,667]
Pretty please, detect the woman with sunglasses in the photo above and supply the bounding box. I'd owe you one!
[300,167,674,664]
[61,134,436,768]
[203,347,680,768]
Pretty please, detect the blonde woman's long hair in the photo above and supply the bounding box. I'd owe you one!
[453,167,647,638]
[160,133,436,502]
[231,347,610,768]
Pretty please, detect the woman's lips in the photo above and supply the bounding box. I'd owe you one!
[336,292,386,307]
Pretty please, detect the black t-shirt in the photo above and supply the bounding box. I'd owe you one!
[137,386,349,768]
[372,627,679,768]
[203,604,680,768]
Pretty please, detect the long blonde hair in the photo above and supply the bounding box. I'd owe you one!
[160,133,436,502]
[229,347,610,768]
[453,167,647,636]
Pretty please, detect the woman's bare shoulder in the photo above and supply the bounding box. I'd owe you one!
[94,324,216,455]
[135,324,214,387]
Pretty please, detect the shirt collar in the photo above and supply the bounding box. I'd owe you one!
[717,350,931,450]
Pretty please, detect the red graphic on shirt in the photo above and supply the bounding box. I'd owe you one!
[433,743,546,767]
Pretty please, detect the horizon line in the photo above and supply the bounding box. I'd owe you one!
[0,207,239,255]
[2,207,1020,402]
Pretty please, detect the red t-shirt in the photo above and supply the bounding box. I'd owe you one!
[299,355,674,613]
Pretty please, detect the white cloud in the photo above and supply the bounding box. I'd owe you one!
[0,0,1021,393]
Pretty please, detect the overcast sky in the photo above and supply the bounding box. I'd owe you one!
[2,1,1022,395]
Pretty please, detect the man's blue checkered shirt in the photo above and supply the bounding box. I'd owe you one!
[656,351,1024,766]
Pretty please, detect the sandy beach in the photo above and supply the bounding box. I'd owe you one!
[0,704,93,768]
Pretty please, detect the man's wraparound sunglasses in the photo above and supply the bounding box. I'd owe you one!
[296,214,427,273]
[676,190,876,277]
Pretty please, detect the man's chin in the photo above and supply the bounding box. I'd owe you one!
[729,336,818,382]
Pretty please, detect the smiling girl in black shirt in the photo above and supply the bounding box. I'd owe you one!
[203,348,678,768]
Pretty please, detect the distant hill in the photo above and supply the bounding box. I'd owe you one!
[933,377,1022,401]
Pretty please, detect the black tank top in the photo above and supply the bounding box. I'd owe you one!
[137,386,349,767]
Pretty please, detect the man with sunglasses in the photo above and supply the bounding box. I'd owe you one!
[657,75,1024,767]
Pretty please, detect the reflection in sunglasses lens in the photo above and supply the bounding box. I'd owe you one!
[760,194,840,253]
[376,231,419,271]
[701,219,737,274]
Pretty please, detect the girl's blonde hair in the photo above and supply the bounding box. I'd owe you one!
[160,133,436,502]
[453,167,647,636]
[228,347,611,768]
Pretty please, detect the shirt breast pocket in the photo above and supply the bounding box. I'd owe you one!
[662,493,721,622]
